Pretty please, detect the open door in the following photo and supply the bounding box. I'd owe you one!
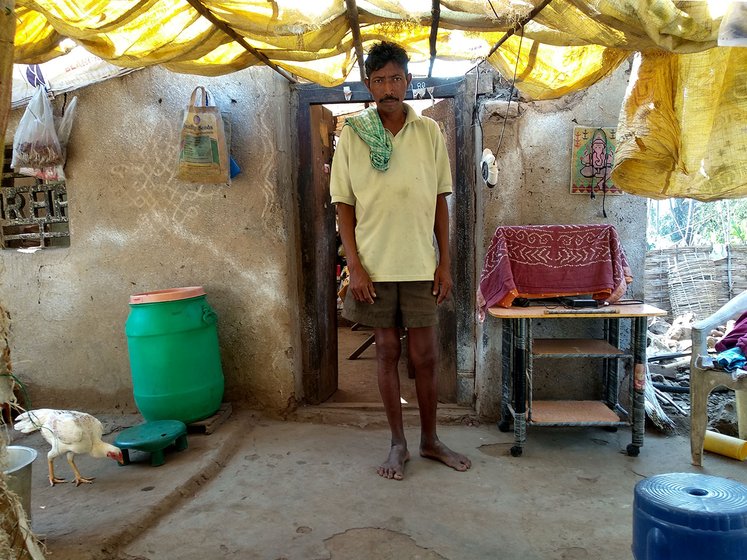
[299,104,337,403]
[423,99,457,402]
[295,78,476,406]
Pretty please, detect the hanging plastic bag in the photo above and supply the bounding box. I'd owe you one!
[55,96,78,154]
[12,85,63,170]
[18,96,78,181]
[176,86,229,184]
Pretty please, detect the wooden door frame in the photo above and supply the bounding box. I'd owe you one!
[292,77,477,406]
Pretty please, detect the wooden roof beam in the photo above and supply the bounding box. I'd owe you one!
[345,0,367,82]
[486,0,553,58]
[185,0,297,83]
[428,0,441,78]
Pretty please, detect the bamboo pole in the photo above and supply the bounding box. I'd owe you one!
[0,1,16,170]
[427,1,441,78]
[184,0,297,83]
[345,0,367,82]
[486,0,553,59]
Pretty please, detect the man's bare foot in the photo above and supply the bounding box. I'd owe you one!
[420,440,471,471]
[377,443,410,480]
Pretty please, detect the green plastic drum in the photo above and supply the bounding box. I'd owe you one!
[125,287,224,424]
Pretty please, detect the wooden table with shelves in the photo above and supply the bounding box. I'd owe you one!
[488,303,667,457]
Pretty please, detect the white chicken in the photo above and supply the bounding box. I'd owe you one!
[14,408,123,486]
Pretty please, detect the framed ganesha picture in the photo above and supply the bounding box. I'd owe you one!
[570,126,624,195]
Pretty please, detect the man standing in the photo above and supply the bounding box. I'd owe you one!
[330,41,471,480]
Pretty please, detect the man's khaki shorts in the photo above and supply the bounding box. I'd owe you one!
[342,281,438,328]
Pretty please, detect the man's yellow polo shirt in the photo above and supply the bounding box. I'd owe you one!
[330,104,452,282]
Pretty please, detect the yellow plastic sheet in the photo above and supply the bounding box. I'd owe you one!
[487,35,630,101]
[7,0,746,201]
[612,48,747,201]
[11,1,724,81]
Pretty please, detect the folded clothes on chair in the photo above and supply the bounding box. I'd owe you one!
[696,351,747,381]
[715,347,747,373]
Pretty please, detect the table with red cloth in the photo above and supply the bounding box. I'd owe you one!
[477,224,633,318]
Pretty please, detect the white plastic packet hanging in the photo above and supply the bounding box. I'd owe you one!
[55,96,78,152]
[18,95,78,181]
[12,85,63,170]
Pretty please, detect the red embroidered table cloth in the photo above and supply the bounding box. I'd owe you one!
[477,224,633,318]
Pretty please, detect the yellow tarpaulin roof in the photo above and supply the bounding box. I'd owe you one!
[4,1,747,201]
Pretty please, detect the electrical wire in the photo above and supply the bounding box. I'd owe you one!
[493,25,524,156]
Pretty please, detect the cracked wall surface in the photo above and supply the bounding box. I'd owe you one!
[1,66,300,414]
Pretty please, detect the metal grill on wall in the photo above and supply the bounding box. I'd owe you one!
[1,146,69,250]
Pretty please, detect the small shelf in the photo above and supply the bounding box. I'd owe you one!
[532,338,629,358]
[529,400,624,426]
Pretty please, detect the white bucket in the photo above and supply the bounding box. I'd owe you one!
[3,445,38,519]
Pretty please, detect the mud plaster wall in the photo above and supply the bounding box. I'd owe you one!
[475,61,647,419]
[1,66,301,414]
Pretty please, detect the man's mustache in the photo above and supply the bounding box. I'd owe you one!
[378,96,399,103]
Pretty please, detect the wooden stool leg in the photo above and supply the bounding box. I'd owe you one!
[348,334,375,360]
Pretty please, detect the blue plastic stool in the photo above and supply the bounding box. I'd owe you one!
[632,473,747,559]
[114,420,188,467]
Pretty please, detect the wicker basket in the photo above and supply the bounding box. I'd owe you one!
[667,254,722,319]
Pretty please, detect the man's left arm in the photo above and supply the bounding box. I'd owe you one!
[433,193,453,304]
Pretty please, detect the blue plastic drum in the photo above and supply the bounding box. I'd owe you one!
[632,473,747,559]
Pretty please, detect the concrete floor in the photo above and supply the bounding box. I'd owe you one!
[6,405,747,560]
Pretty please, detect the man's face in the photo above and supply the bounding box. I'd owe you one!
[365,61,412,116]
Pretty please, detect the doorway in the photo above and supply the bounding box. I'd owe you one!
[293,78,477,407]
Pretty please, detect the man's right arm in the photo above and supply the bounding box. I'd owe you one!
[336,203,375,304]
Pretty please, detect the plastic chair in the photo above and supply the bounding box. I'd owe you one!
[690,289,747,466]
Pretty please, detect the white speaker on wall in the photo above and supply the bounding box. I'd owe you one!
[481,148,499,188]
